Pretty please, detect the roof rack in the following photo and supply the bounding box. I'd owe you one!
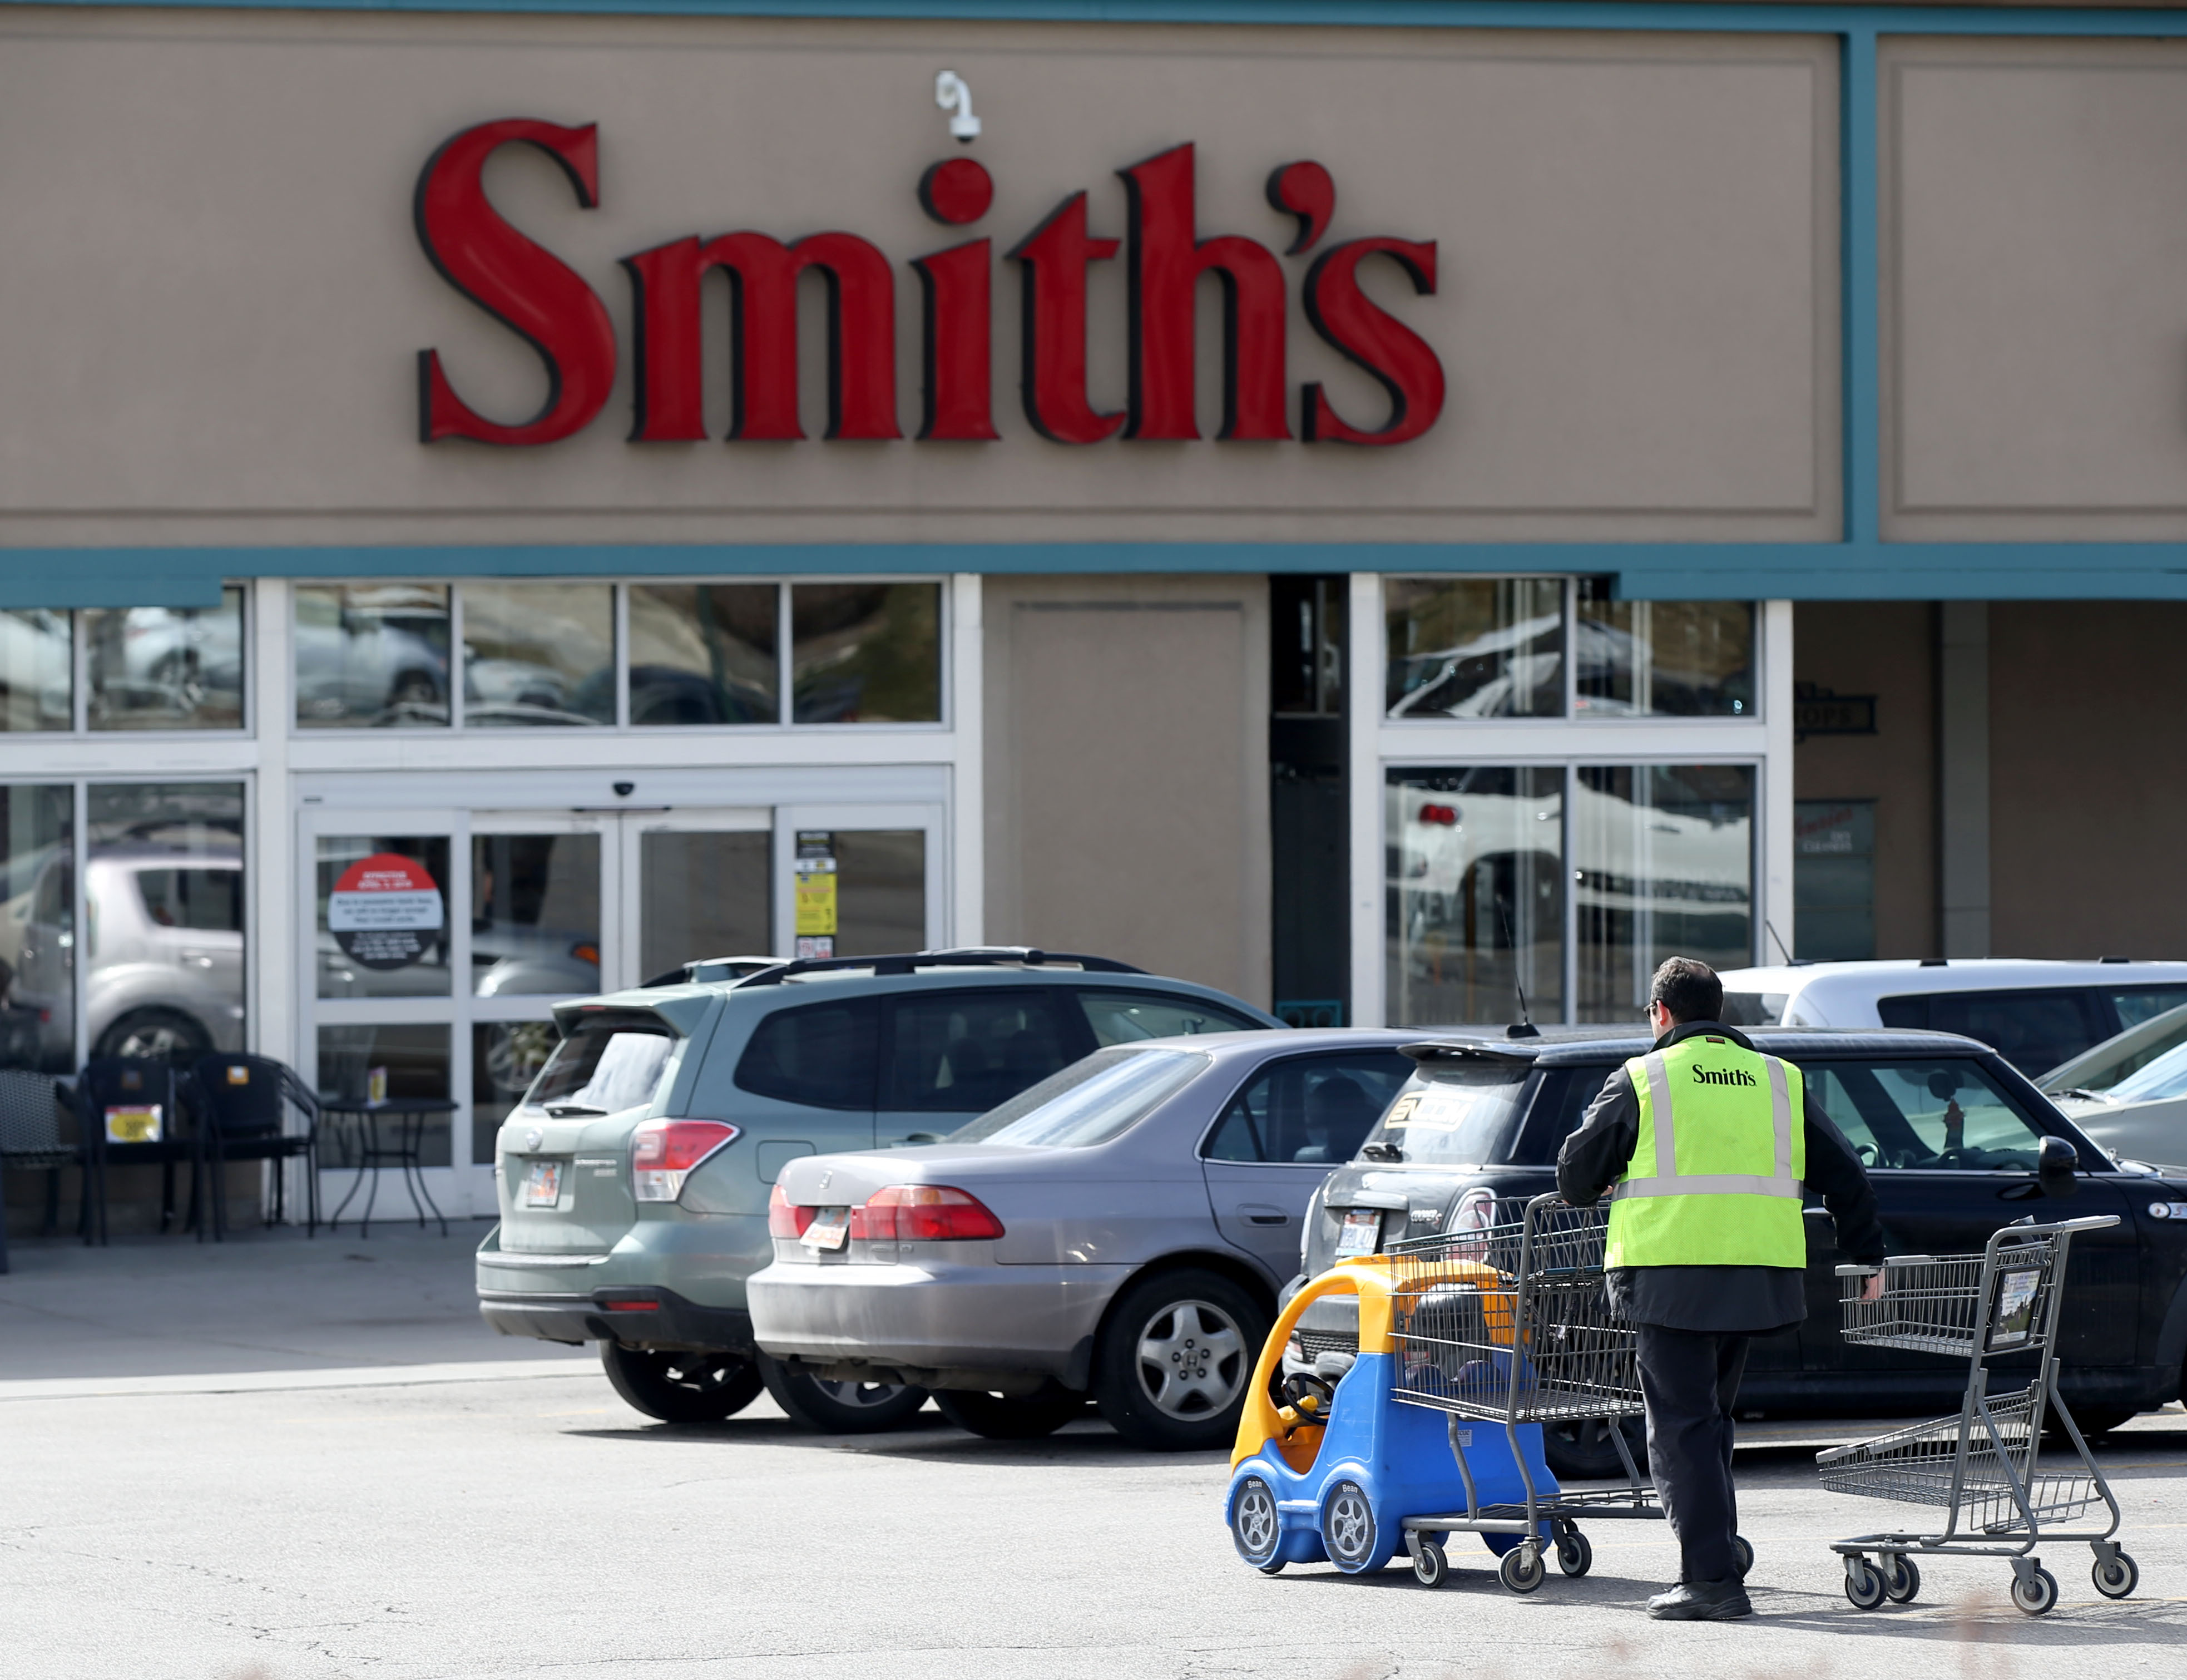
[735,946,1146,987]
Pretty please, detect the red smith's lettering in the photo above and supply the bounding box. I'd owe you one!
[412,118,1444,449]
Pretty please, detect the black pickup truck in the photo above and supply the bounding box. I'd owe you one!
[1289,1026,2187,1479]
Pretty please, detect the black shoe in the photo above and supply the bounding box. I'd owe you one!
[1647,1580,1754,1621]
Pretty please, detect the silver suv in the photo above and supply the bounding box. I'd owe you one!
[474,950,1277,1429]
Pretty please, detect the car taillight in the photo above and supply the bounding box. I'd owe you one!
[767,1182,816,1238]
[847,1184,1005,1242]
[631,1119,739,1203]
[1450,1187,1497,1259]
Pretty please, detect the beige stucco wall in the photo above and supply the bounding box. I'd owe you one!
[0,11,1837,549]
[982,575,1270,1007]
[1884,36,2187,538]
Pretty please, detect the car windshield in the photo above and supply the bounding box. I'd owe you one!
[1361,1059,1531,1165]
[528,1022,677,1115]
[949,1047,1206,1148]
[1804,1059,2061,1172]
[2103,1039,2187,1105]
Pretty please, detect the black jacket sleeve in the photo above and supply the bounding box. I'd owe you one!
[1802,1090,1887,1265]
[1556,1066,1640,1207]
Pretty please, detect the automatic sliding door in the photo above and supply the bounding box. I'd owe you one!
[632,815,772,981]
[776,807,943,961]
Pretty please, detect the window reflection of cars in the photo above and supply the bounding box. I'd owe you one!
[2045,1002,2187,1173]
[4,843,247,1063]
[313,920,598,999]
[294,606,448,725]
[88,607,243,722]
[1386,611,1563,718]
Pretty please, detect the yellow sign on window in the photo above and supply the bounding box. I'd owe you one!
[795,858,838,937]
[104,1104,162,1144]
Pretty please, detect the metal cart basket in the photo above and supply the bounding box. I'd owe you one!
[1383,1193,1669,1594]
[1817,1214,2136,1616]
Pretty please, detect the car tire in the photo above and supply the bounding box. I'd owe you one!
[600,1343,765,1424]
[1093,1268,1269,1452]
[1540,1415,1647,1481]
[932,1386,1087,1440]
[95,1007,211,1063]
[757,1355,929,1434]
[2050,1402,2137,1441]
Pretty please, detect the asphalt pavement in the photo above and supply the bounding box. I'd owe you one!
[3,1226,2184,1678]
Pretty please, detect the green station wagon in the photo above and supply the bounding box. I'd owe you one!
[476,949,1276,1428]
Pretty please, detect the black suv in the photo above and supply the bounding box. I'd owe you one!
[1292,1026,2187,1478]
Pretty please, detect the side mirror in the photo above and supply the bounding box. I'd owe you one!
[2037,1135,2080,1199]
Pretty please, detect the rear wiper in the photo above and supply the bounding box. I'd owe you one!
[545,1103,607,1118]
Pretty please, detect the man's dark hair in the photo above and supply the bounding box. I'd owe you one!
[1650,956,1723,1024]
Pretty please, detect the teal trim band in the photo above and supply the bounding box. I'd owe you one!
[11,540,2187,610]
[13,2,2187,33]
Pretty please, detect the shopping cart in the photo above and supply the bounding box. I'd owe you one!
[1380,1193,1669,1594]
[1817,1214,2136,1617]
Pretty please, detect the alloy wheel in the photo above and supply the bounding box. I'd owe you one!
[1134,1298,1248,1419]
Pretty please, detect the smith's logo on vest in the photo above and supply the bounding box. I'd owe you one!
[1690,1066,1758,1087]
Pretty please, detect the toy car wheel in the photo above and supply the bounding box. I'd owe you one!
[1733,1534,1755,1579]
[1556,1530,1592,1578]
[2092,1550,2139,1599]
[1883,1554,1921,1604]
[1230,1476,1283,1571]
[1843,1557,1887,1610]
[2011,1563,2059,1617]
[1498,1544,1546,1594]
[1321,1480,1378,1574]
[1413,1538,1449,1588]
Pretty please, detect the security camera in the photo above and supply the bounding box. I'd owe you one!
[612,781,635,797]
[935,70,981,144]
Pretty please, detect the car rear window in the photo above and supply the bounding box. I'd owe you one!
[528,1020,677,1116]
[949,1046,1206,1147]
[1877,989,2105,1076]
[1362,1057,1533,1165]
[734,999,880,1111]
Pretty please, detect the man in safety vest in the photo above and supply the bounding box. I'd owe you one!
[1558,955,1884,1621]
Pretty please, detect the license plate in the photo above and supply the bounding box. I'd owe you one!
[1334,1208,1382,1258]
[801,1207,850,1252]
[523,1160,563,1208]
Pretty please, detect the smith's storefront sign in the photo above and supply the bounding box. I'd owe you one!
[414,118,1445,451]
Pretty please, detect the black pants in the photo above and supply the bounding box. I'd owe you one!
[1634,1323,1750,1585]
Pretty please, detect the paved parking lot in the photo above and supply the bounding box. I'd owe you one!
[4,1228,2185,1679]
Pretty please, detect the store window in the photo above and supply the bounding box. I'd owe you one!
[628,584,779,725]
[294,584,450,728]
[791,584,942,723]
[0,612,71,732]
[86,589,245,732]
[317,1022,453,1168]
[461,584,614,728]
[1795,799,1875,960]
[315,835,452,1000]
[86,783,246,1061]
[1386,768,1565,1026]
[1575,587,1754,717]
[1576,765,1754,1022]
[1385,579,1562,719]
[0,784,73,1072]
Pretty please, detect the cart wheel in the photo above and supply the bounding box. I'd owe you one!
[2011,1564,2060,1617]
[1732,1534,1754,1579]
[1556,1530,1593,1578]
[1883,1554,1921,1604]
[1321,1481,1379,1574]
[1413,1538,1449,1588]
[2092,1551,2139,1600]
[1230,1476,1282,1572]
[1843,1557,1888,1610]
[1499,1544,1546,1594]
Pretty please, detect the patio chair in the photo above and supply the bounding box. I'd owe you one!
[188,1054,320,1238]
[0,1069,79,1273]
[79,1056,201,1246]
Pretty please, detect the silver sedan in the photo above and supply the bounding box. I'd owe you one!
[746,1029,1418,1449]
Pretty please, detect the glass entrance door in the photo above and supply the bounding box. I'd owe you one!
[302,797,941,1218]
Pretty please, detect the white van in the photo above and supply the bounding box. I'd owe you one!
[1715,959,2187,1078]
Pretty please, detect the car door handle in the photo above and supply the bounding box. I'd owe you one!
[1239,1204,1289,1226]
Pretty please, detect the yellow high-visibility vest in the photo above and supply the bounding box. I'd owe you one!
[1604,1035,1807,1269]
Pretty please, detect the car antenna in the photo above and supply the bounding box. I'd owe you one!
[1498,899,1540,1039]
[1765,918,1794,965]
